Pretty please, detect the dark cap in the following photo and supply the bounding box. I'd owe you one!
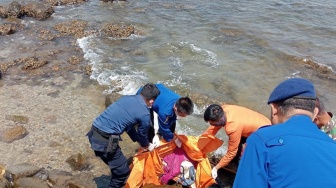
[267,78,316,104]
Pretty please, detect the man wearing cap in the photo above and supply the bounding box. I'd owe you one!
[87,83,160,188]
[233,78,336,188]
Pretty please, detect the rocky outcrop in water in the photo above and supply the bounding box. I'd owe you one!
[0,24,17,35]
[0,1,54,20]
[42,0,88,6]
[102,23,135,38]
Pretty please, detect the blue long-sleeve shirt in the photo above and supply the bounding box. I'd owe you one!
[233,115,336,188]
[93,94,150,147]
[137,84,180,141]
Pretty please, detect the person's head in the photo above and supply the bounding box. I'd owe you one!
[267,78,317,125]
[203,104,226,126]
[314,97,332,129]
[174,97,194,118]
[140,83,160,107]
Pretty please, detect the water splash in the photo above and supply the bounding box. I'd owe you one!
[77,35,147,95]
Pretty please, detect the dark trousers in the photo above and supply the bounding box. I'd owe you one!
[232,137,247,164]
[88,127,130,188]
[94,148,130,188]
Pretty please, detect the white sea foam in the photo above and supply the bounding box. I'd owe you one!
[77,35,146,95]
[179,41,219,67]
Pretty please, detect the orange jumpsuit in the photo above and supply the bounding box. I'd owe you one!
[203,105,271,169]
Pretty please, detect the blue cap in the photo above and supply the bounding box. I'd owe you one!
[267,78,316,104]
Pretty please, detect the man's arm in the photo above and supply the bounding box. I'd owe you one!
[233,133,269,188]
[215,130,241,169]
[137,114,151,147]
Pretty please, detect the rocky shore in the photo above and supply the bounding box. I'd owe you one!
[0,74,145,187]
[0,74,234,188]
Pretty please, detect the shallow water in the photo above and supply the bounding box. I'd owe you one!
[1,0,335,151]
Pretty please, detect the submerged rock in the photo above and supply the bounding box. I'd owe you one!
[0,1,24,18]
[0,125,28,143]
[0,24,17,35]
[5,115,29,124]
[102,23,135,38]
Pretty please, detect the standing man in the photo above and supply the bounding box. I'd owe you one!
[233,78,336,188]
[87,83,160,188]
[137,83,194,146]
[202,104,271,179]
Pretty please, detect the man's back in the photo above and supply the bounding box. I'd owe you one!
[234,115,336,187]
[93,95,150,135]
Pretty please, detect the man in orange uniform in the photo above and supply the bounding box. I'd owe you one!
[202,104,271,179]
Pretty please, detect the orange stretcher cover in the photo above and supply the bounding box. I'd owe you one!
[125,134,224,188]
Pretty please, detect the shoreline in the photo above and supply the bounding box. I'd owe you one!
[0,74,108,174]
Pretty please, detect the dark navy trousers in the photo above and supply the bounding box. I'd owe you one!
[87,128,130,188]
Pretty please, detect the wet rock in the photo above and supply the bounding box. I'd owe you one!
[39,29,57,40]
[53,20,89,38]
[23,2,54,20]
[0,125,28,143]
[65,153,92,171]
[43,0,88,6]
[5,115,29,124]
[68,56,81,65]
[0,24,16,35]
[6,163,41,180]
[102,23,135,38]
[0,1,25,18]
[84,64,92,76]
[105,92,122,108]
[21,57,48,70]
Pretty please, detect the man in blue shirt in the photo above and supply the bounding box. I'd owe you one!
[233,78,336,188]
[87,83,160,188]
[138,84,194,146]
